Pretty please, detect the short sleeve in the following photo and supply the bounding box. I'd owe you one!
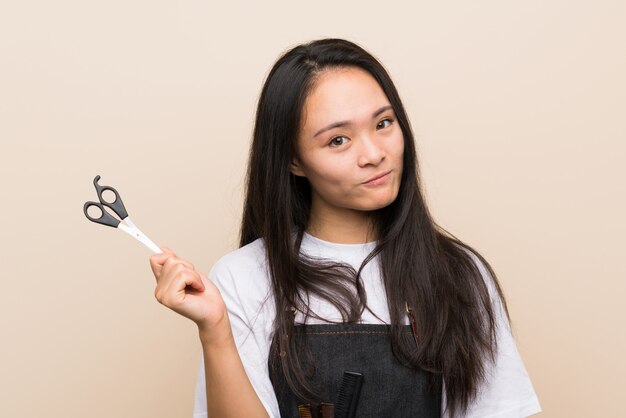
[442,250,542,418]
[192,241,281,418]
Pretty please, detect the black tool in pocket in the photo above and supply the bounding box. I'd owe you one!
[334,371,363,418]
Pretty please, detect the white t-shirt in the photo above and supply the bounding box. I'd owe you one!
[193,232,542,417]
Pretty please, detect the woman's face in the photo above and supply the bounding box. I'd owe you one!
[291,66,405,219]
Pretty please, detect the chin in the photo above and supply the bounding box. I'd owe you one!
[370,200,396,211]
[357,194,399,211]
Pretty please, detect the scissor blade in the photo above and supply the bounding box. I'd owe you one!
[118,221,162,254]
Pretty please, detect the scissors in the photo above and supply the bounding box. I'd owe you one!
[83,175,162,254]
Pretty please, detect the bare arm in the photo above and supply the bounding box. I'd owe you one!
[198,318,269,417]
[149,248,269,418]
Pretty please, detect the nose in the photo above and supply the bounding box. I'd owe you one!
[357,136,385,167]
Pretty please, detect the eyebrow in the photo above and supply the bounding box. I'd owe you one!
[312,104,394,138]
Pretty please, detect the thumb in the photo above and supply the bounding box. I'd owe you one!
[187,273,206,292]
[160,246,177,256]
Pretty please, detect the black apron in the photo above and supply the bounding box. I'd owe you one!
[269,323,442,418]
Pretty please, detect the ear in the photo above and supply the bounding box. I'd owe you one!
[289,156,306,177]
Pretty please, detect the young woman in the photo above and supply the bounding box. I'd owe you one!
[149,38,542,418]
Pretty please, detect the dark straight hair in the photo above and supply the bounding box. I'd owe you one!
[240,38,509,417]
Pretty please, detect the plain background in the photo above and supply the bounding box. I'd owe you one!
[1,1,624,417]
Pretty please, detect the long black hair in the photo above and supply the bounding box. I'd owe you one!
[240,38,509,417]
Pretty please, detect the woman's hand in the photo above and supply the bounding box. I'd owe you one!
[149,247,230,342]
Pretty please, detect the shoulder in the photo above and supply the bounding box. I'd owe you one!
[210,237,268,279]
[446,244,542,417]
[208,238,272,310]
[454,243,503,304]
[450,241,512,338]
[454,243,493,282]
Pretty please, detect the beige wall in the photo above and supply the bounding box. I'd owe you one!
[1,1,624,417]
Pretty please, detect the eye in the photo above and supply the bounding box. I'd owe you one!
[376,118,394,130]
[329,136,350,147]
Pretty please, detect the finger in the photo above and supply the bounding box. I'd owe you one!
[160,269,204,305]
[150,251,175,265]
[161,246,177,256]
[149,247,177,268]
[162,255,195,273]
[184,271,205,293]
[149,252,176,278]
[164,264,200,294]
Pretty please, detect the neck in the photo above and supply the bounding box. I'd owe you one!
[307,204,377,244]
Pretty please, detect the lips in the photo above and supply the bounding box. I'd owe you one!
[363,170,391,184]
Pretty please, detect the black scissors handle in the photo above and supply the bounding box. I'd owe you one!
[83,175,129,227]
[83,200,121,228]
